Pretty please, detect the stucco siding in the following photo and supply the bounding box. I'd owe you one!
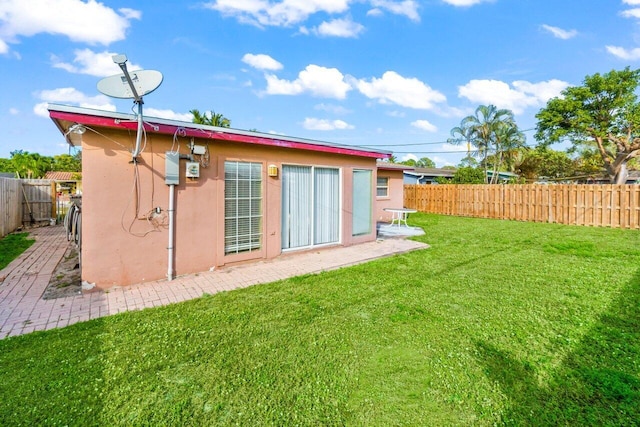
[80,128,378,287]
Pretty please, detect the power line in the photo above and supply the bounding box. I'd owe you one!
[360,128,538,148]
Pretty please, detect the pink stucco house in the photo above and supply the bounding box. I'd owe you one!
[49,104,392,288]
[375,161,411,222]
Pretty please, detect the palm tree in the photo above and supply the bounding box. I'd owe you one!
[491,119,526,182]
[448,123,476,159]
[190,109,231,128]
[449,105,515,183]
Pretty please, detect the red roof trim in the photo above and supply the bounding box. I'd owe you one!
[50,110,389,160]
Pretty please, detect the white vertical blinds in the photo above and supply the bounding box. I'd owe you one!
[352,169,372,236]
[282,165,340,250]
[224,161,262,255]
[314,167,340,245]
[281,165,312,249]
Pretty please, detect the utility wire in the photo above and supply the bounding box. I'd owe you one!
[359,128,537,148]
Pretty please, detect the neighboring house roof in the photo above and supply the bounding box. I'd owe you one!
[0,172,15,178]
[487,170,518,178]
[44,171,81,181]
[48,104,391,160]
[376,161,414,171]
[405,167,456,178]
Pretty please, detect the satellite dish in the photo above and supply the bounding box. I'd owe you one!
[97,70,163,99]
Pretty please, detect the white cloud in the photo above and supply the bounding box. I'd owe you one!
[411,119,438,132]
[541,24,577,40]
[442,0,492,6]
[303,117,354,130]
[51,49,142,77]
[621,8,640,18]
[203,0,418,29]
[458,79,569,114]
[9,107,19,115]
[314,103,352,114]
[204,0,351,27]
[439,143,465,152]
[401,153,418,162]
[431,156,455,167]
[315,18,365,38]
[0,0,140,52]
[0,39,8,54]
[355,71,446,109]
[265,64,352,99]
[33,87,115,117]
[370,0,419,21]
[144,108,193,122]
[366,8,383,17]
[242,53,283,71]
[606,45,640,60]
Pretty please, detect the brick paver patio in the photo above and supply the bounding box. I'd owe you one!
[0,225,428,339]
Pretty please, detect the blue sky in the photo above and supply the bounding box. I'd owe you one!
[0,0,639,166]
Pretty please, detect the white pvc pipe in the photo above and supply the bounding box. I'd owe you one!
[167,184,175,280]
[132,102,144,159]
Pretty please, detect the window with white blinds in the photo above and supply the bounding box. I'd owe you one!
[224,161,262,255]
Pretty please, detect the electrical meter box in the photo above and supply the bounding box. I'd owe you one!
[186,161,200,178]
[165,152,180,185]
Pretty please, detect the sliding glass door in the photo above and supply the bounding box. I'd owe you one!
[282,165,340,250]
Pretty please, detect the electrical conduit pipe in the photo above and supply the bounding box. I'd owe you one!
[167,183,175,280]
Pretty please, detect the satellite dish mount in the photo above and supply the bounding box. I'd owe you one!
[97,54,163,161]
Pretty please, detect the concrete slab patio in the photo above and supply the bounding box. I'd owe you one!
[0,225,428,339]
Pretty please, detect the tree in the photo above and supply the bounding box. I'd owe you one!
[449,105,518,183]
[492,120,526,174]
[0,158,16,174]
[451,167,485,184]
[52,153,81,172]
[516,148,575,181]
[458,154,478,168]
[9,150,52,179]
[190,109,231,128]
[535,67,640,184]
[415,157,436,168]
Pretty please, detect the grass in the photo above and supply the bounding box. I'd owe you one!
[0,232,34,270]
[1,214,639,426]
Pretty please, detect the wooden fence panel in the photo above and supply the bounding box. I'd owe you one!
[20,179,55,226]
[0,177,22,237]
[404,184,640,230]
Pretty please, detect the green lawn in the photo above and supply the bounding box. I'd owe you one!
[0,232,34,270]
[1,214,639,426]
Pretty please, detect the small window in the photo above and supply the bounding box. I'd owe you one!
[376,176,389,198]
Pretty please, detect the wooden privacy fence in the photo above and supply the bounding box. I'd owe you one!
[404,184,640,229]
[0,178,56,238]
[0,177,22,237]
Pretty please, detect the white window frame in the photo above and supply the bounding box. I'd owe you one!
[281,164,342,251]
[376,176,389,198]
[224,161,262,255]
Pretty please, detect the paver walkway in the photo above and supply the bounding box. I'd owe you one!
[0,225,428,339]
